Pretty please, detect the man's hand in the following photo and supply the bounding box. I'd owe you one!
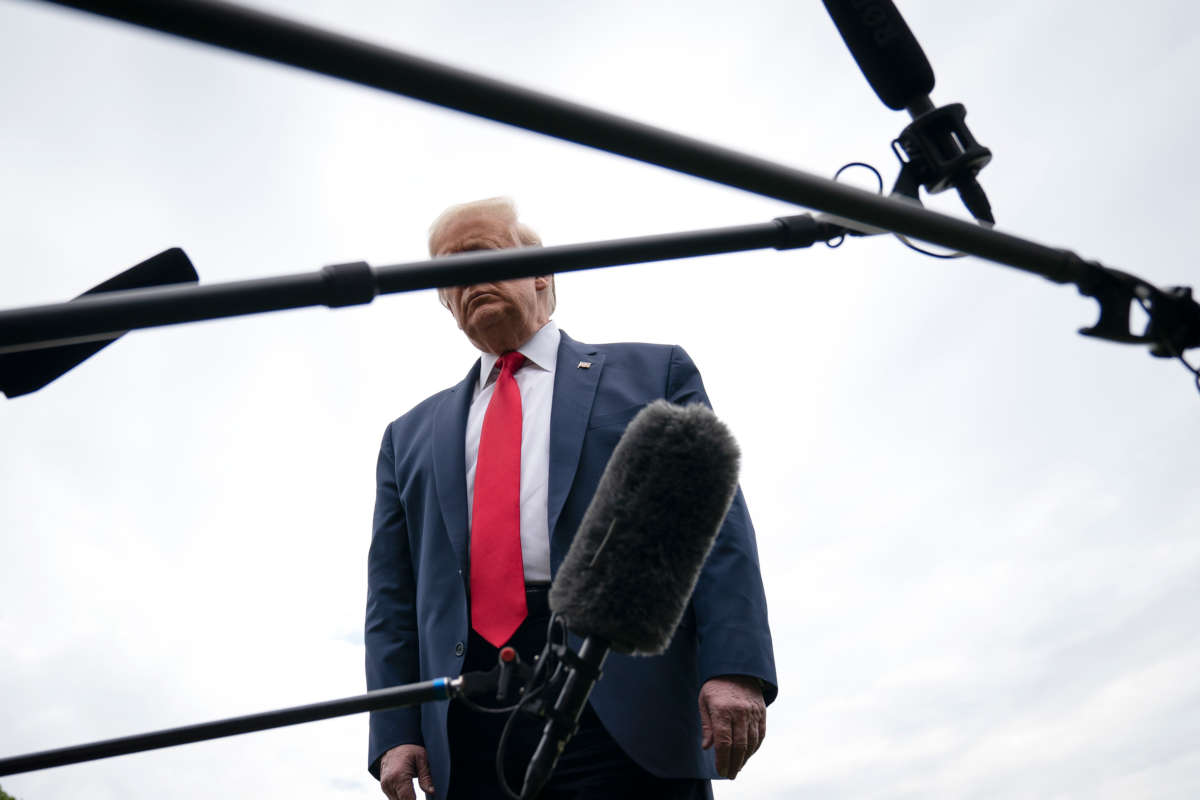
[379,744,435,800]
[699,675,766,780]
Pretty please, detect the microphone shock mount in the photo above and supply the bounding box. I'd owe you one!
[892,97,994,224]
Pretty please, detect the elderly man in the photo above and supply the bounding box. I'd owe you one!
[366,198,776,800]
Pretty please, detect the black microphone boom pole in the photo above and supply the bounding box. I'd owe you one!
[39,0,1068,277]
[0,677,462,777]
[32,0,1200,364]
[0,216,838,358]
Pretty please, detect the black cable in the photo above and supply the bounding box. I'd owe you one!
[831,159,970,259]
[899,237,970,260]
[455,694,527,715]
[494,615,569,800]
[496,676,552,800]
[495,681,545,800]
[825,163,882,250]
[834,161,884,192]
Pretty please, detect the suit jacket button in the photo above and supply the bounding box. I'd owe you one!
[455,641,465,657]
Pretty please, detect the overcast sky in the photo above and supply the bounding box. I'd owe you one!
[3,1,1200,798]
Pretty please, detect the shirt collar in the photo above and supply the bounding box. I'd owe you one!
[478,320,560,389]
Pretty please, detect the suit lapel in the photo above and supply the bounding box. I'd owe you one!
[432,361,479,577]
[548,332,604,549]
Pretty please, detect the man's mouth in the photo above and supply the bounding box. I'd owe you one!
[465,291,499,313]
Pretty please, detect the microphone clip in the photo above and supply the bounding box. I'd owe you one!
[456,647,537,707]
[520,640,604,724]
[1073,257,1200,355]
[890,101,994,224]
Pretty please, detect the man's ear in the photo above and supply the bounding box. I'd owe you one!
[534,276,550,291]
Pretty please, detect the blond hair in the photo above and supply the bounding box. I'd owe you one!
[428,197,555,313]
[428,196,541,252]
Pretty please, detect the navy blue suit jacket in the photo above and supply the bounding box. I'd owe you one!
[365,331,776,792]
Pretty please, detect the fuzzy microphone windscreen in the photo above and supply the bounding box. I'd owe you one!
[548,400,741,655]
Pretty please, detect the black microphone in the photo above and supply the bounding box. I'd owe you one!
[520,400,741,798]
[822,0,934,112]
[0,248,198,398]
[822,0,994,224]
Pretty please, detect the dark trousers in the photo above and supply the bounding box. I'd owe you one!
[447,587,710,800]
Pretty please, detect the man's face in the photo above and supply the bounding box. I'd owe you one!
[432,209,549,354]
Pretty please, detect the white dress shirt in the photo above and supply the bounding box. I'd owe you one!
[465,320,559,583]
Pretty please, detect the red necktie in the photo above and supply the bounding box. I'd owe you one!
[470,351,527,646]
